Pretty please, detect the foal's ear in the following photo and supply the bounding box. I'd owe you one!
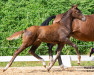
[72,4,78,8]
[72,3,75,7]
[75,4,78,7]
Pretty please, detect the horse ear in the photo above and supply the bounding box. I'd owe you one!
[72,4,77,8]
[72,4,75,8]
[75,4,78,7]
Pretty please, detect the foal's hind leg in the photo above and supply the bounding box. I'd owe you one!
[65,38,81,65]
[55,47,64,69]
[28,41,46,68]
[3,43,31,72]
[3,31,35,72]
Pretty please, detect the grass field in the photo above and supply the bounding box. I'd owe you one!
[0,61,94,67]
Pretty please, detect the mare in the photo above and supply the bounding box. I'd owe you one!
[4,5,86,72]
[41,7,94,68]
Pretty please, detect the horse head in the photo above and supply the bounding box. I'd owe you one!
[71,4,86,21]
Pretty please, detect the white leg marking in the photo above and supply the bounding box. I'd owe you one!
[39,59,46,66]
[4,64,9,70]
[49,56,53,62]
[60,64,64,68]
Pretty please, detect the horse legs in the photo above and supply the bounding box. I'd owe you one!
[28,41,46,68]
[47,43,54,66]
[3,44,30,72]
[47,44,64,71]
[65,38,81,65]
[3,31,36,72]
[55,47,64,69]
[47,43,63,69]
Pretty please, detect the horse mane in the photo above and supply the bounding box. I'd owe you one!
[41,15,56,26]
[60,8,72,22]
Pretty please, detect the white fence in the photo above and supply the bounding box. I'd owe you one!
[0,55,94,62]
[0,55,94,67]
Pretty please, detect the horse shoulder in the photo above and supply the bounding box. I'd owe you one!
[72,19,81,32]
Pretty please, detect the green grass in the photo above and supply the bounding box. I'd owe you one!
[0,61,59,67]
[0,61,94,67]
[71,61,94,66]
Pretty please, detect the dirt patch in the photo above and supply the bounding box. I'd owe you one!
[0,66,94,75]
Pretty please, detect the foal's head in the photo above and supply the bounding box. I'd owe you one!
[71,4,86,21]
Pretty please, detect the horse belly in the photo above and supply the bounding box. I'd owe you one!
[38,33,60,43]
[72,32,94,41]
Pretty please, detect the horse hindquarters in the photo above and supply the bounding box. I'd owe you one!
[4,30,37,72]
[22,30,37,46]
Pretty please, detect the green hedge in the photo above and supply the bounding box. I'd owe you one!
[0,0,94,56]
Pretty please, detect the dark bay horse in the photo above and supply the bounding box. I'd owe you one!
[4,5,86,72]
[41,8,94,68]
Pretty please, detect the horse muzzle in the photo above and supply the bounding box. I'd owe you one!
[82,15,86,22]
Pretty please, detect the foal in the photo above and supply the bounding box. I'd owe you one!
[4,5,86,71]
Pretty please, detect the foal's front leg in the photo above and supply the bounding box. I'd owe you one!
[65,38,81,65]
[48,43,63,69]
[47,44,64,71]
[47,43,54,66]
[55,47,64,69]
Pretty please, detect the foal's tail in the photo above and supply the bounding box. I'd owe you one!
[41,15,56,26]
[7,31,24,40]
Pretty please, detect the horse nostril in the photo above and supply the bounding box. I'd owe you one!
[82,16,86,21]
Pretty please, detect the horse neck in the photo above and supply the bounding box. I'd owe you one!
[60,9,73,31]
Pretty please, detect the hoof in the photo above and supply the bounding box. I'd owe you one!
[60,66,64,70]
[3,69,6,72]
[43,65,46,68]
[60,67,64,70]
[47,68,50,72]
[77,62,80,65]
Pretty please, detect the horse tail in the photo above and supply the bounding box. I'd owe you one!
[41,15,56,26]
[7,31,24,40]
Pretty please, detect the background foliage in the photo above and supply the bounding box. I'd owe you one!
[0,0,94,56]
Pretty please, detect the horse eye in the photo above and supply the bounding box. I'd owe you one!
[76,11,78,13]
[75,11,78,13]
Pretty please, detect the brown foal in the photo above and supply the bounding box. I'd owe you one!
[42,8,94,68]
[4,5,86,72]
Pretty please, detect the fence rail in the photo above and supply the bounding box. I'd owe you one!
[0,55,94,62]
